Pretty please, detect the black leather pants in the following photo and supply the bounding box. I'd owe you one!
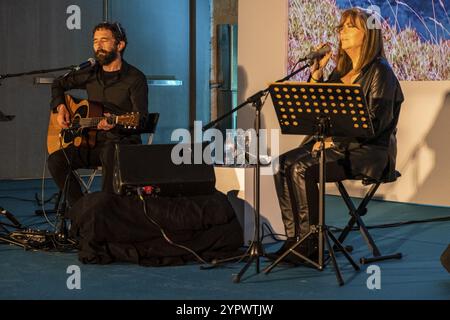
[274,145,349,238]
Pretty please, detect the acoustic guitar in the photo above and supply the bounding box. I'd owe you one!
[47,95,139,155]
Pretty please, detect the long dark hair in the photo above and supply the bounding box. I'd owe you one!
[336,8,385,75]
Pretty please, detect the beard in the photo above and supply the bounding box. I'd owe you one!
[95,48,118,66]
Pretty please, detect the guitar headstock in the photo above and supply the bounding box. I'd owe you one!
[117,112,140,129]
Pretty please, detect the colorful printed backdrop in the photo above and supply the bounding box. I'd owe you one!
[288,0,449,81]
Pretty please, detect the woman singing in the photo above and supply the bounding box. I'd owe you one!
[269,8,404,263]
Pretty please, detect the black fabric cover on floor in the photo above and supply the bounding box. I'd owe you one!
[67,191,244,266]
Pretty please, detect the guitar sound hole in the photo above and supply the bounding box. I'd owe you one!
[63,130,75,144]
[75,105,88,118]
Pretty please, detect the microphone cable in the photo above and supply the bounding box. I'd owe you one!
[137,189,215,266]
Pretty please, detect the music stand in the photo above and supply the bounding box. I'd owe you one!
[201,62,312,283]
[264,81,373,285]
[0,110,15,121]
[0,65,95,246]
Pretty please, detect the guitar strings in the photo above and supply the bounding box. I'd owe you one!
[72,114,138,128]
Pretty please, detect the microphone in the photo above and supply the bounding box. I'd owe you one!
[288,44,332,74]
[72,58,96,71]
[304,44,331,61]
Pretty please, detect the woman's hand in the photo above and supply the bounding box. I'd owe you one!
[310,43,333,81]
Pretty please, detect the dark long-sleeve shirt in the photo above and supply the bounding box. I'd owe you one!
[51,60,148,141]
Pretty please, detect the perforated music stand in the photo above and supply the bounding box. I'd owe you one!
[264,82,375,285]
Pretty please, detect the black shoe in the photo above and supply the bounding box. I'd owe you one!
[266,237,318,266]
[265,238,297,264]
[273,238,298,255]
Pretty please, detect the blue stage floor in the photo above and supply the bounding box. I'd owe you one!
[0,179,449,300]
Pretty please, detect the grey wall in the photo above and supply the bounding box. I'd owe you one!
[110,0,190,143]
[0,0,211,179]
[0,0,103,179]
[238,0,450,214]
[195,0,211,125]
[109,0,211,143]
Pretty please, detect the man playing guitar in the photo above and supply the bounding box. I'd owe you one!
[48,22,148,207]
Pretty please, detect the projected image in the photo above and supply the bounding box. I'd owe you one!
[288,0,450,81]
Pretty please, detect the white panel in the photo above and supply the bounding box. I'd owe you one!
[238,0,450,215]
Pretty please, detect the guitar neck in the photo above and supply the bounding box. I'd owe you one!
[75,116,116,128]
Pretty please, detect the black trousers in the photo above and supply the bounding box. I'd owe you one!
[274,145,350,238]
[47,137,139,207]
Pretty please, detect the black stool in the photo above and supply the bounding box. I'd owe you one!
[335,170,403,264]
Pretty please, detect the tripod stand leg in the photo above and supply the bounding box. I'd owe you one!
[263,231,320,274]
[336,216,356,245]
[199,251,251,270]
[354,215,382,257]
[0,234,28,249]
[360,253,402,264]
[327,229,360,271]
[323,231,344,286]
[256,253,260,274]
[0,206,21,228]
[231,120,265,282]
[230,238,266,282]
[233,254,256,283]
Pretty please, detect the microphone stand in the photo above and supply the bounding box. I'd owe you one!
[0,64,79,243]
[0,63,78,137]
[202,61,311,283]
[203,60,311,131]
[0,110,24,247]
[0,65,79,82]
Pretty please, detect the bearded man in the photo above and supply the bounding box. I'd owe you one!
[48,22,148,206]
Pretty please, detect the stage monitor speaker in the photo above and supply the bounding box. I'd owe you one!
[113,144,216,197]
[441,244,450,273]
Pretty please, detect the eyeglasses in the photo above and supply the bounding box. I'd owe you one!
[101,21,124,40]
[114,22,124,39]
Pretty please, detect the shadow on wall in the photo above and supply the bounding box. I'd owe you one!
[227,190,280,244]
[237,65,253,130]
[236,64,271,143]
[410,91,450,204]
